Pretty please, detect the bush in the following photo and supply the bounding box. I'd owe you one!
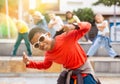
[73,8,95,23]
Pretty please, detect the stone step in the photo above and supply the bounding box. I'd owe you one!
[0,56,62,73]
[0,39,120,56]
[89,57,120,73]
[0,56,120,76]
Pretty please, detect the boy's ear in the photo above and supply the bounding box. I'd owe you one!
[46,32,51,37]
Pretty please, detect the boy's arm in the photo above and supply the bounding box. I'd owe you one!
[26,60,52,70]
[23,52,52,70]
[64,22,91,41]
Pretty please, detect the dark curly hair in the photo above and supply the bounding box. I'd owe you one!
[28,26,47,42]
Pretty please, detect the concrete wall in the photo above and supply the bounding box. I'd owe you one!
[0,40,120,56]
[0,39,45,56]
[0,57,120,74]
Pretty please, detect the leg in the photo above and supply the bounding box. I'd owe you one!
[104,38,117,57]
[12,33,22,56]
[23,33,32,56]
[87,37,101,56]
[84,33,88,41]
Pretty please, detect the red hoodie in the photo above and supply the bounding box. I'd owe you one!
[27,22,91,70]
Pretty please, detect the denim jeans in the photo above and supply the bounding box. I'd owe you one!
[70,74,97,84]
[87,35,117,57]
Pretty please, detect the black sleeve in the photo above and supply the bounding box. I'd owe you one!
[72,23,80,30]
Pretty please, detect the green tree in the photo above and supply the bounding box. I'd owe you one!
[93,0,120,6]
[73,8,95,23]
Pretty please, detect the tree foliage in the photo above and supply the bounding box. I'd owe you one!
[93,0,120,6]
[0,0,5,11]
[73,8,95,23]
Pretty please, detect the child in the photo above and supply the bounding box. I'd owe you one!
[66,11,90,42]
[11,20,32,56]
[65,11,80,24]
[23,22,99,84]
[48,12,64,38]
[32,11,49,32]
[87,14,120,58]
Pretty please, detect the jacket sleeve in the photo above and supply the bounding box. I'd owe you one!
[65,22,91,41]
[26,58,53,70]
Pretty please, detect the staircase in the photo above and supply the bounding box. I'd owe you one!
[0,56,120,77]
[89,57,120,77]
[0,39,120,56]
[0,39,120,77]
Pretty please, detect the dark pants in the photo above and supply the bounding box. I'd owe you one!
[12,32,32,56]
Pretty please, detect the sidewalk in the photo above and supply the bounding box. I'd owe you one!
[0,73,120,84]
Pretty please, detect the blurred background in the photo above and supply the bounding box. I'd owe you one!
[0,0,120,41]
[0,0,120,84]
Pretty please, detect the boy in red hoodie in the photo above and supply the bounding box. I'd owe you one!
[23,22,99,84]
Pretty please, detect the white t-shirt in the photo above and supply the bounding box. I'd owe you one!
[96,20,109,36]
[49,16,64,31]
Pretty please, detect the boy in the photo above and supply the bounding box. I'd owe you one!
[23,22,98,84]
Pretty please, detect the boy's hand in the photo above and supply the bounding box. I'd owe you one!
[63,25,69,32]
[63,24,75,32]
[23,52,30,65]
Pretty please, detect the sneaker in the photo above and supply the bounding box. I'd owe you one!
[10,52,16,57]
[87,40,92,43]
[114,55,120,59]
[87,55,89,57]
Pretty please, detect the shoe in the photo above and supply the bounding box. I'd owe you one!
[114,55,120,59]
[87,40,92,43]
[10,52,16,57]
[28,54,32,57]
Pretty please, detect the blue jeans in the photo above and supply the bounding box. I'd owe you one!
[87,35,117,57]
[84,74,97,84]
[70,74,97,84]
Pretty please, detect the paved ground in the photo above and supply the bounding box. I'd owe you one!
[0,73,120,84]
[0,77,120,84]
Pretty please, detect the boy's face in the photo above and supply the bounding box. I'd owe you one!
[30,32,53,51]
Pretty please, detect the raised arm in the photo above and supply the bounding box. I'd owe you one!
[63,22,91,41]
